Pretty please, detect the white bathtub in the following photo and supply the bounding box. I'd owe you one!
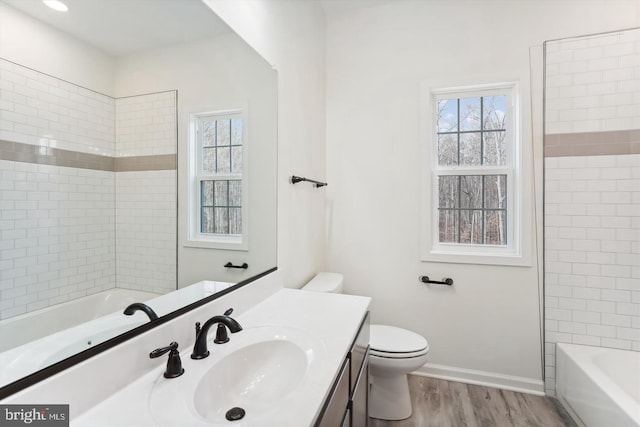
[0,288,158,353]
[0,288,159,387]
[556,343,640,427]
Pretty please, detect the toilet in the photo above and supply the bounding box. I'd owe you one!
[302,272,429,421]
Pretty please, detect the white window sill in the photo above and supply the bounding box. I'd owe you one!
[185,237,248,251]
[422,248,531,267]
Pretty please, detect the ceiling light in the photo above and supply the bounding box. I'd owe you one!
[42,0,69,12]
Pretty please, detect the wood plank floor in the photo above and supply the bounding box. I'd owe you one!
[369,375,577,427]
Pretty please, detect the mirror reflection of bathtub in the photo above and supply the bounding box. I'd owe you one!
[0,0,276,394]
[0,281,234,387]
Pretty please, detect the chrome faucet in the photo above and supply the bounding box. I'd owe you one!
[123,302,158,321]
[191,309,242,359]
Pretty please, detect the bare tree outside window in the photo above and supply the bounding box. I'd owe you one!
[436,95,507,245]
[199,115,243,236]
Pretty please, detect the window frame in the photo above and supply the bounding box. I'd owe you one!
[421,81,529,266]
[186,108,249,251]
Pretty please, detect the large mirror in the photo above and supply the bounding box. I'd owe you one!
[0,0,277,389]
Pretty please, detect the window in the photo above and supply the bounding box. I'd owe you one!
[422,82,527,265]
[187,109,248,250]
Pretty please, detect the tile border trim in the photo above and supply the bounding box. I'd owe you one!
[114,154,176,172]
[0,140,176,171]
[544,129,640,157]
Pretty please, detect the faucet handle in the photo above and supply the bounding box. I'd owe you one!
[214,308,235,344]
[214,323,230,344]
[150,342,185,378]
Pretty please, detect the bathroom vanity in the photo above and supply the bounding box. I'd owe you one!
[316,312,370,427]
[1,273,371,426]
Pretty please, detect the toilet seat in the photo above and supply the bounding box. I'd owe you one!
[370,348,429,359]
[370,325,429,359]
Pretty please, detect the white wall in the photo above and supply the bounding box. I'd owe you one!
[324,0,639,391]
[204,0,328,288]
[114,33,277,286]
[0,2,114,96]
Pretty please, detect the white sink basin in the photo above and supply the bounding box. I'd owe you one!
[193,339,308,422]
[149,326,325,426]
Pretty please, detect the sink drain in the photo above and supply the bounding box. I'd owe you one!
[225,407,246,421]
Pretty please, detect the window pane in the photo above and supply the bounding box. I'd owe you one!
[459,97,481,131]
[460,210,483,244]
[437,134,457,166]
[229,180,242,206]
[214,208,229,234]
[438,210,459,243]
[216,119,231,146]
[460,132,481,166]
[460,175,482,209]
[483,95,506,130]
[438,176,459,208]
[201,207,214,233]
[202,120,216,147]
[437,99,458,133]
[485,211,506,245]
[201,180,214,206]
[216,147,231,173]
[229,208,242,234]
[484,175,506,209]
[214,181,228,207]
[202,147,216,173]
[483,131,506,166]
[231,146,243,173]
[231,118,242,146]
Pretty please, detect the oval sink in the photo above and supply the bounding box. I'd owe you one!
[148,325,325,426]
[193,339,308,422]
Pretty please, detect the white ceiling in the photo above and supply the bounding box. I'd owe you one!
[3,0,231,57]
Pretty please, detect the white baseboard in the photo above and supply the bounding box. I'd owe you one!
[413,363,545,396]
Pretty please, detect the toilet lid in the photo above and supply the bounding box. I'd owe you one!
[370,324,429,355]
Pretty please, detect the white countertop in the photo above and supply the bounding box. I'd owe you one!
[72,289,370,426]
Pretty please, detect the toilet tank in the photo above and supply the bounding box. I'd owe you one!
[302,272,344,293]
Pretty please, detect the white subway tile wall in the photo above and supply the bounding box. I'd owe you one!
[0,58,115,157]
[545,29,640,134]
[544,155,640,395]
[544,28,640,397]
[0,61,177,320]
[115,171,176,295]
[115,93,177,157]
[0,160,115,319]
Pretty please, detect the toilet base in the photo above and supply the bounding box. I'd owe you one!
[369,373,412,420]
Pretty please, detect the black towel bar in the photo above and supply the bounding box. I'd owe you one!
[225,262,248,269]
[291,175,327,188]
[420,276,453,286]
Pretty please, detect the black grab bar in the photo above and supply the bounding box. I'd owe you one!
[419,276,453,286]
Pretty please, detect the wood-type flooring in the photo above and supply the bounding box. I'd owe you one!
[368,375,578,427]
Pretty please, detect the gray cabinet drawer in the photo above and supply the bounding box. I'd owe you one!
[317,358,350,427]
[350,312,370,393]
[351,347,369,427]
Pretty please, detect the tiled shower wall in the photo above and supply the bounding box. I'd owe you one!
[0,59,176,319]
[544,29,640,395]
[115,93,176,295]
